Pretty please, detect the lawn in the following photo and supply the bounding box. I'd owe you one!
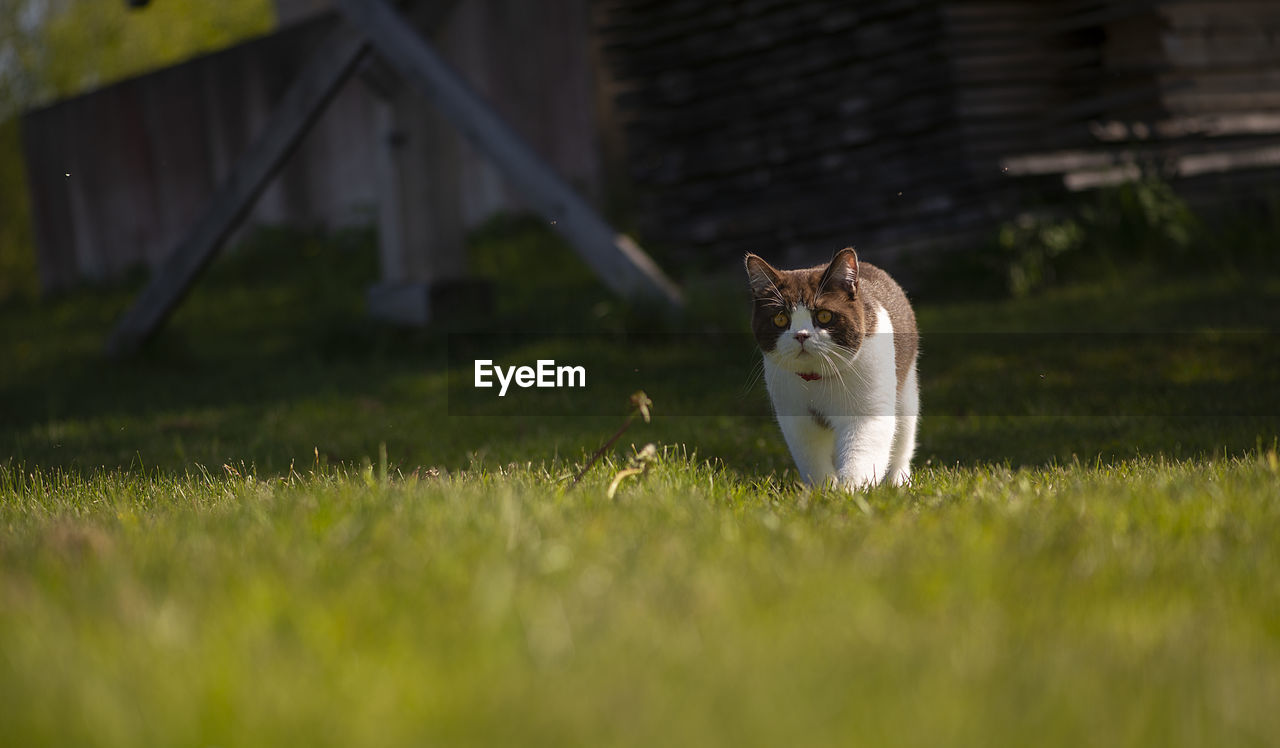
[2,220,1279,746]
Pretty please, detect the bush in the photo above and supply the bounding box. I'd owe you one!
[997,178,1200,297]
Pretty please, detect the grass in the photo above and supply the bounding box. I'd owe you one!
[4,457,1280,746]
[1,218,1279,746]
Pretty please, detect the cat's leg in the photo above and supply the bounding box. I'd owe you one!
[831,414,897,490]
[887,364,920,486]
[830,360,898,489]
[777,416,837,485]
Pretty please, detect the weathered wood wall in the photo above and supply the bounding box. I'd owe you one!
[22,17,381,290]
[595,0,1280,270]
[993,2,1280,196]
[594,0,972,270]
[24,0,1280,290]
[22,2,602,292]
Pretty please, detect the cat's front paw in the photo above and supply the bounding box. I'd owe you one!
[835,464,912,491]
[834,471,880,492]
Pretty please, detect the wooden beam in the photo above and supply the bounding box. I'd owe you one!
[333,0,684,309]
[106,22,370,356]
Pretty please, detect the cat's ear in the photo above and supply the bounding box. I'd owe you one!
[819,247,859,296]
[744,253,782,298]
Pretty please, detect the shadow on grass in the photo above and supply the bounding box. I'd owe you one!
[1,219,1278,477]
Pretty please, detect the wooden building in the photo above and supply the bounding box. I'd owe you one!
[596,0,1280,268]
[20,0,1280,298]
[22,0,603,324]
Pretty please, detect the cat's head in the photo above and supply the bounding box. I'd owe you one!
[744,248,867,373]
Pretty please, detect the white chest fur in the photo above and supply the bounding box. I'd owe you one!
[762,304,919,489]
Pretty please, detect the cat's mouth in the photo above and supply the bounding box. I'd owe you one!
[767,348,825,376]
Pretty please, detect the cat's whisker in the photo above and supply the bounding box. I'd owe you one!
[818,348,857,405]
[744,249,918,491]
[740,357,767,395]
[763,273,784,298]
[819,341,869,374]
[815,343,871,390]
[761,276,788,308]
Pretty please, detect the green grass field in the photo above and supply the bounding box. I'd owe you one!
[2,221,1279,746]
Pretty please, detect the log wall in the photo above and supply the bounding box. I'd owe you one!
[595,0,1280,270]
[23,0,1280,289]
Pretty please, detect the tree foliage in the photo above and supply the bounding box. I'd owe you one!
[39,0,275,104]
[4,0,274,117]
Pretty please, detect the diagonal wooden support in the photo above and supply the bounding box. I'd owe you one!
[333,0,684,309]
[106,22,371,356]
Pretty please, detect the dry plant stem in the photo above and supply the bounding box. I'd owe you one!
[572,417,634,486]
[606,468,645,499]
[571,391,652,486]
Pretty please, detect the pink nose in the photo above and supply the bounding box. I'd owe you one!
[794,331,810,343]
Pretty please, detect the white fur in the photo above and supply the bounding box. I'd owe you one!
[762,304,918,490]
[889,365,919,486]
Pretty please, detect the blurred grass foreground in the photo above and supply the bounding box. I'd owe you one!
[2,208,1279,746]
[3,0,1280,743]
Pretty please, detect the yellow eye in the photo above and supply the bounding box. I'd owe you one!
[816,309,833,324]
[772,312,789,328]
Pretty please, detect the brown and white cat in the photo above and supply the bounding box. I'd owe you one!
[745,248,919,489]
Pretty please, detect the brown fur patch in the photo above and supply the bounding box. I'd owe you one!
[808,406,833,430]
[745,248,918,387]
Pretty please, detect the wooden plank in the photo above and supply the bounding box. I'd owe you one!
[1177,144,1280,177]
[1046,82,1176,123]
[19,109,79,291]
[1163,33,1280,68]
[1161,2,1280,31]
[1155,113,1280,138]
[1165,90,1280,113]
[138,62,218,267]
[106,21,370,356]
[333,0,684,309]
[1038,1,1161,35]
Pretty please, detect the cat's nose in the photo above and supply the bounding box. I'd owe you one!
[794,331,810,343]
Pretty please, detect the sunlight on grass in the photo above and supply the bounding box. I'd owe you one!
[1,220,1278,745]
[1,454,1279,746]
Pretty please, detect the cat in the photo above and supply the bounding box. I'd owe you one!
[745,248,919,489]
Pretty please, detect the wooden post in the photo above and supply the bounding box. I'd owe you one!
[367,58,469,325]
[333,0,684,309]
[105,22,370,356]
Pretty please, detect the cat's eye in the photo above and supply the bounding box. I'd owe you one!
[815,309,834,325]
[772,312,789,328]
